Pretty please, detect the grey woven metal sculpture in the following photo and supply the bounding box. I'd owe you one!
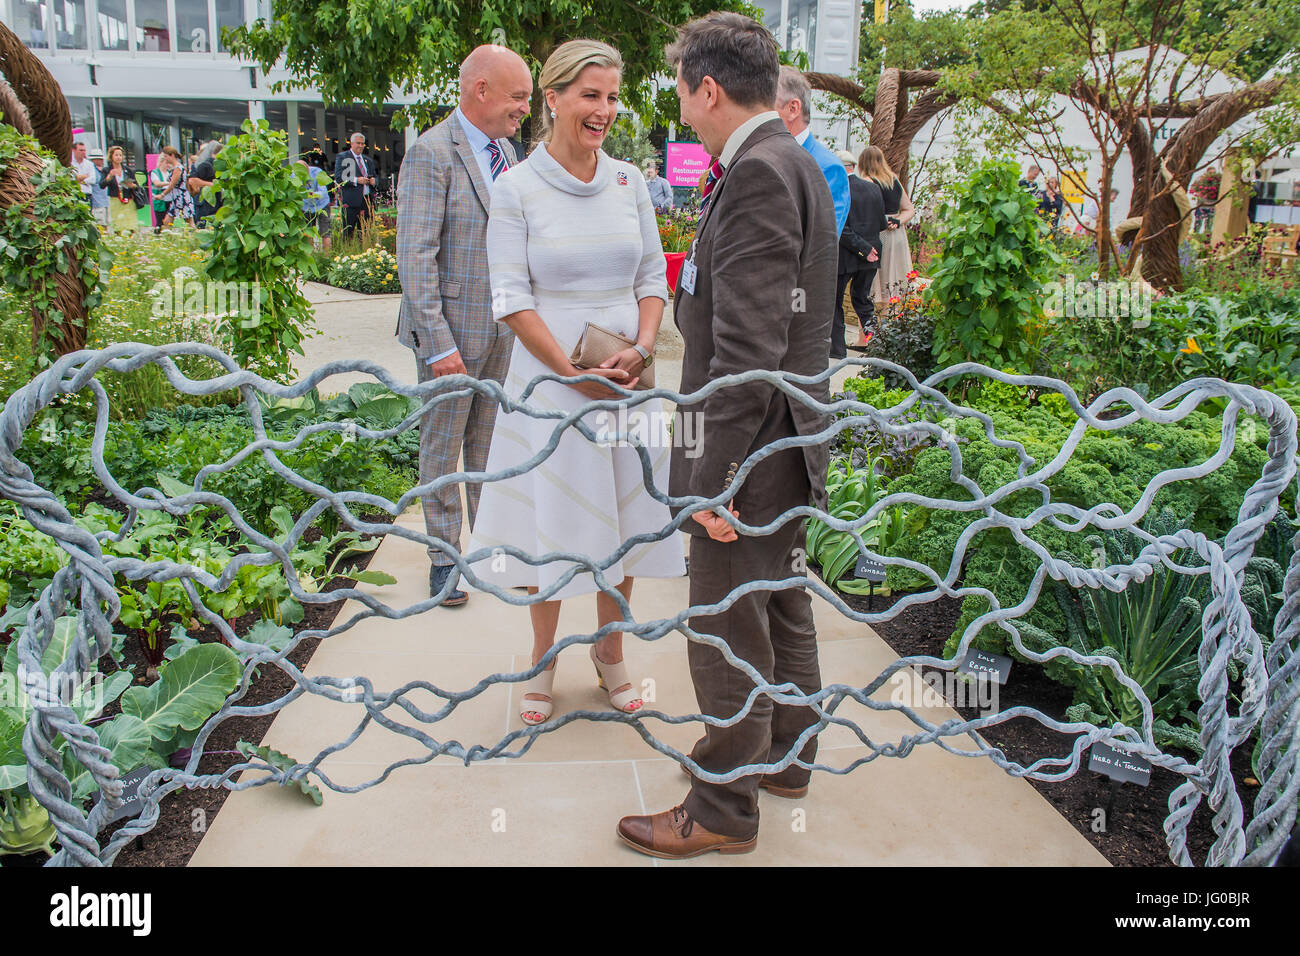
[1,343,1296,867]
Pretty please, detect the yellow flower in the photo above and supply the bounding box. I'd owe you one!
[1179,337,1202,355]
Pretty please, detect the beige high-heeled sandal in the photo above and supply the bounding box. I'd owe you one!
[520,662,556,726]
[590,645,643,713]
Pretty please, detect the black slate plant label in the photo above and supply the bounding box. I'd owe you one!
[958,648,1012,685]
[1088,741,1152,787]
[92,765,156,825]
[854,554,887,582]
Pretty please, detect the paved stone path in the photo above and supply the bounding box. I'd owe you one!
[193,287,1109,866]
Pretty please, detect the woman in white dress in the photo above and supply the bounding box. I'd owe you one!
[468,40,685,725]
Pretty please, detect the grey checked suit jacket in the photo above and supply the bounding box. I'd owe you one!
[396,112,517,363]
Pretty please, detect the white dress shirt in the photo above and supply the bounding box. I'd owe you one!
[74,157,96,195]
[719,110,781,169]
[346,148,371,197]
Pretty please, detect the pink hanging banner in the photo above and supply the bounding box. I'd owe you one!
[665,141,711,188]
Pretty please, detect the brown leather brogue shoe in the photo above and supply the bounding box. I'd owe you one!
[757,765,810,799]
[680,763,809,799]
[617,805,757,859]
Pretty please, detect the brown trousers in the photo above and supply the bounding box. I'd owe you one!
[682,518,822,839]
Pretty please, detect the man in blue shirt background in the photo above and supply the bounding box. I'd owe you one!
[775,65,849,237]
[645,161,674,213]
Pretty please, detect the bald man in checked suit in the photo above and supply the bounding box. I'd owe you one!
[396,45,533,605]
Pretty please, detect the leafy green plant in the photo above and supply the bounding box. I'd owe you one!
[853,282,938,389]
[0,791,57,856]
[235,741,323,805]
[0,124,109,366]
[120,643,242,747]
[886,391,1272,656]
[202,119,318,382]
[927,158,1063,369]
[1019,510,1208,753]
[832,375,949,479]
[806,456,921,594]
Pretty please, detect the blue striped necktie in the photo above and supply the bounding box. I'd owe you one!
[486,141,507,180]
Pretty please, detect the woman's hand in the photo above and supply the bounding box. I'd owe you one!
[566,364,631,401]
[599,347,646,383]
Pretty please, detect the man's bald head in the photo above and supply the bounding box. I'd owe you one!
[459,45,533,140]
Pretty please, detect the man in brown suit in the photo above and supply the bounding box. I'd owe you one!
[617,12,835,859]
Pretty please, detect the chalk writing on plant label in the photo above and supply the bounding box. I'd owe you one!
[958,648,1012,685]
[1088,741,1152,786]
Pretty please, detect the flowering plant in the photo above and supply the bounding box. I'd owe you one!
[1190,169,1220,205]
[326,247,402,294]
[853,271,938,389]
[656,208,698,253]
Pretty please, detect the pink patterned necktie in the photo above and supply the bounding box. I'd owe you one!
[701,159,723,200]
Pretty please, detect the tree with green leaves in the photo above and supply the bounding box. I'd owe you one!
[947,0,1300,288]
[807,5,977,188]
[814,1,1300,289]
[225,0,754,135]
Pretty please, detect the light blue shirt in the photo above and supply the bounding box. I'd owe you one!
[795,127,850,237]
[89,165,109,209]
[303,166,331,215]
[458,106,502,195]
[427,108,504,366]
[648,176,673,211]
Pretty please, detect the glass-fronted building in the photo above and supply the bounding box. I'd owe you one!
[4,0,418,187]
[4,0,861,183]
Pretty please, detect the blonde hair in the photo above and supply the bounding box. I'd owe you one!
[858,145,898,189]
[537,39,623,144]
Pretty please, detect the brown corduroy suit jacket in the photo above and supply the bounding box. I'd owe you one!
[669,118,837,536]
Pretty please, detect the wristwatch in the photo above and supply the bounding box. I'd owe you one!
[632,344,654,367]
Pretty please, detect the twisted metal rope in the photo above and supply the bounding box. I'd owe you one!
[2,343,1296,866]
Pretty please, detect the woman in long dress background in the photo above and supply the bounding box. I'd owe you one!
[862,146,915,306]
[468,40,685,725]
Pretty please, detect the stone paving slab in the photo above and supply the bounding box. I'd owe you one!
[190,511,1107,867]
[194,293,1115,866]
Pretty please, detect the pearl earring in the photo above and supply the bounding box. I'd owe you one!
[550,110,556,119]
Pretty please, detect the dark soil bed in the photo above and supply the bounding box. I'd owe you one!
[106,560,375,868]
[1,538,379,869]
[842,585,1259,867]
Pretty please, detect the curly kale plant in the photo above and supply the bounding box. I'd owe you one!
[886,396,1270,659]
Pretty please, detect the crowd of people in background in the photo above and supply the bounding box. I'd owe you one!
[1019,162,1122,233]
[68,134,381,242]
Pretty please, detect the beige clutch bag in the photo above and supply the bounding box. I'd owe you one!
[568,322,654,390]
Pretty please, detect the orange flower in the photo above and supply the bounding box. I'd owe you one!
[888,295,901,304]
[1179,337,1202,355]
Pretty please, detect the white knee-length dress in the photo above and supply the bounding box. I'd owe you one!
[467,143,685,599]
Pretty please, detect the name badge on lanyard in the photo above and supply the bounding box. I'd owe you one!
[680,240,698,296]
